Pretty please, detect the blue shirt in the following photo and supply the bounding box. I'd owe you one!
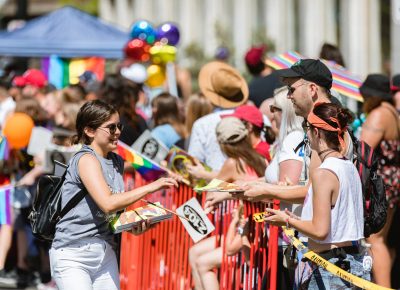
[152,124,181,149]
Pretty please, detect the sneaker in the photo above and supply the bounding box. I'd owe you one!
[0,269,18,288]
[36,280,58,290]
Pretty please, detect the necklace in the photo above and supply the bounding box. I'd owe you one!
[318,148,339,162]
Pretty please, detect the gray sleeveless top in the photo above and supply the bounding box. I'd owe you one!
[52,145,124,249]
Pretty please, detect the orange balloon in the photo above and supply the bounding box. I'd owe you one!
[3,113,34,149]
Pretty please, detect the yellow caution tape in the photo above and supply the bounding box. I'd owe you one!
[282,226,393,290]
[253,211,272,223]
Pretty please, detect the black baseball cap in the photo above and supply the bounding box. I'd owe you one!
[277,59,333,90]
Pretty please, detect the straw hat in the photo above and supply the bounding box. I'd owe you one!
[198,61,249,109]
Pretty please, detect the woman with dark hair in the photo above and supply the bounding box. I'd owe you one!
[319,43,346,67]
[98,74,148,146]
[151,92,187,148]
[359,74,400,287]
[49,100,178,290]
[264,103,370,288]
[188,117,267,290]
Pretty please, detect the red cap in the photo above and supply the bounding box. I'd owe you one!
[222,105,264,128]
[244,45,266,66]
[12,69,47,88]
[391,74,400,92]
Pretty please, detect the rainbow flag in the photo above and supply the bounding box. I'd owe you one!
[0,184,13,225]
[266,51,363,102]
[0,136,9,161]
[117,142,166,181]
[41,56,105,89]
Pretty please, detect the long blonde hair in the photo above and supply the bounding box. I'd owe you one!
[273,86,303,148]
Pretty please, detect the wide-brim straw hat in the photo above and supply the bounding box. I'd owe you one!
[198,61,249,109]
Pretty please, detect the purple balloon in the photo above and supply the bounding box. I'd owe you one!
[156,23,180,46]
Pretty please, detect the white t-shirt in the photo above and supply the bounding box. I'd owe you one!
[0,97,15,129]
[264,130,306,245]
[301,157,364,244]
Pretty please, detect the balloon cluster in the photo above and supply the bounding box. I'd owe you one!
[123,20,180,88]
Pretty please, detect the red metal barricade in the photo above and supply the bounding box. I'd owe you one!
[120,175,278,290]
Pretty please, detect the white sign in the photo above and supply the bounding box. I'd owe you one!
[176,197,215,243]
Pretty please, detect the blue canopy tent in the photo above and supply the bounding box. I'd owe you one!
[0,6,130,59]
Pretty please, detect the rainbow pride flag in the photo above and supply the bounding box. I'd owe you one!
[0,184,13,225]
[0,136,9,161]
[117,141,166,181]
[41,56,105,89]
[266,51,363,102]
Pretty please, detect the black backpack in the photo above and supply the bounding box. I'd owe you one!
[28,167,87,241]
[349,131,388,238]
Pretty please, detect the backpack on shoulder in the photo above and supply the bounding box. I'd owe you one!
[349,130,388,238]
[28,162,87,241]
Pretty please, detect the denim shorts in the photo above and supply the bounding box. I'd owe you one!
[296,252,371,289]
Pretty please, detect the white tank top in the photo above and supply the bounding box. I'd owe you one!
[301,157,364,244]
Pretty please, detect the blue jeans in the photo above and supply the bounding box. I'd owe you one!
[297,253,371,289]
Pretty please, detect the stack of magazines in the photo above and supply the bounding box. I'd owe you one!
[110,202,172,233]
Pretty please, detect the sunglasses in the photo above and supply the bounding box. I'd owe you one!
[269,105,282,113]
[302,120,311,132]
[287,83,306,95]
[98,122,124,135]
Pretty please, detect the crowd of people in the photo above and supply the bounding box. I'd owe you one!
[0,42,399,290]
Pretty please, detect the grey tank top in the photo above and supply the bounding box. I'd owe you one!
[52,145,125,249]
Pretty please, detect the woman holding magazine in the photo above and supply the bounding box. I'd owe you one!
[263,103,370,289]
[50,100,178,290]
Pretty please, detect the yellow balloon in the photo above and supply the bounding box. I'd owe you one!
[150,45,176,64]
[146,65,166,88]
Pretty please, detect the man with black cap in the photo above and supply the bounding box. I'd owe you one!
[239,59,354,208]
[277,59,333,118]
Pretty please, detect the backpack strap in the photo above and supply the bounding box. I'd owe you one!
[59,188,87,219]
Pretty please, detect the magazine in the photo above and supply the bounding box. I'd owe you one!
[165,146,212,187]
[109,202,172,233]
[193,179,245,193]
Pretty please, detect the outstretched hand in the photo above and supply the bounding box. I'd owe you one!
[263,208,291,227]
[147,177,178,193]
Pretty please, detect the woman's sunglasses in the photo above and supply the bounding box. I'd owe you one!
[98,122,124,135]
[269,105,282,113]
[302,120,311,132]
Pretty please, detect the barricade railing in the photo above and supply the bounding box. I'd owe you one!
[120,174,278,290]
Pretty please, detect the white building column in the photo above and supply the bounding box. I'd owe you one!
[298,0,337,58]
[340,0,381,77]
[264,0,295,53]
[99,0,116,25]
[202,0,219,57]
[132,0,154,22]
[232,0,254,70]
[115,0,132,29]
[391,0,400,74]
[156,0,176,23]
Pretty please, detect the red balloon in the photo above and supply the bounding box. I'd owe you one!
[123,39,151,62]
